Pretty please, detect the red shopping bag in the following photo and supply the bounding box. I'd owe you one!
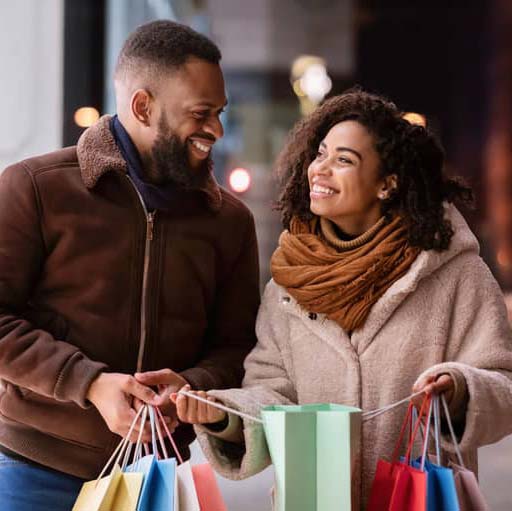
[367,396,431,511]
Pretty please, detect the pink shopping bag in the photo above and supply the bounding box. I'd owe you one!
[191,463,227,511]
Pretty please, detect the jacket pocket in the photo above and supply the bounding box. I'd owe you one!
[0,382,109,452]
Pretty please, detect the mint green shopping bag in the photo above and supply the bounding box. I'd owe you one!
[261,403,361,511]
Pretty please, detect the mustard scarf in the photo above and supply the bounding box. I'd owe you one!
[271,215,421,331]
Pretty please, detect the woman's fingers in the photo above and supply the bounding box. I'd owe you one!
[170,388,226,424]
[196,391,209,422]
[185,390,198,423]
[175,393,188,422]
[411,373,455,410]
[208,397,226,423]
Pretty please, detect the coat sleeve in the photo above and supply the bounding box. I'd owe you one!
[415,254,512,454]
[180,208,260,391]
[194,281,297,480]
[0,164,107,407]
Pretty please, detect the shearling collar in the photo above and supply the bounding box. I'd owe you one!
[76,115,223,212]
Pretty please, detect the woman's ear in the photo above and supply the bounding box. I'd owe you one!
[378,174,398,200]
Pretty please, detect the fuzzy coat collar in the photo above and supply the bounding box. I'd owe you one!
[76,115,222,212]
[271,204,480,356]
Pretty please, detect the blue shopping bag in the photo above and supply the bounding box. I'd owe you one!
[128,455,177,511]
[127,454,157,511]
[409,458,460,511]
[126,406,179,511]
[408,396,460,511]
[147,457,178,511]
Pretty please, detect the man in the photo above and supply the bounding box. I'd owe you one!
[0,20,259,509]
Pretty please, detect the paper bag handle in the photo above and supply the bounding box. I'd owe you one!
[95,404,145,485]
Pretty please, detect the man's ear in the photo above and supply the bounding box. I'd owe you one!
[130,89,153,126]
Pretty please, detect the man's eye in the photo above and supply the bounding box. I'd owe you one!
[192,111,208,119]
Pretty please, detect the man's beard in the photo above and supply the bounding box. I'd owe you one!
[142,113,212,188]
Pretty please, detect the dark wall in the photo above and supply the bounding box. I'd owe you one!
[356,1,491,218]
[63,0,105,146]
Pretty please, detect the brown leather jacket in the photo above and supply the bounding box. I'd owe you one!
[0,116,260,479]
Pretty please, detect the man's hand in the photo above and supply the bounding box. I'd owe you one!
[134,368,189,423]
[171,385,227,425]
[411,373,455,411]
[87,372,159,442]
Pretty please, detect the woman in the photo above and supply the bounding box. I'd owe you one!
[138,90,512,509]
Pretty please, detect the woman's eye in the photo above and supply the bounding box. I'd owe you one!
[338,157,353,164]
[316,151,325,159]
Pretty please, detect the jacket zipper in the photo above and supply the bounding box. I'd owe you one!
[126,176,155,372]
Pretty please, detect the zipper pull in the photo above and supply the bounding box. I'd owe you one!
[147,212,155,241]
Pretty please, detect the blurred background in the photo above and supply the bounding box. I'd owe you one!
[1,0,511,508]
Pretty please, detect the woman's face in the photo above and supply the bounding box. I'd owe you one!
[307,120,390,235]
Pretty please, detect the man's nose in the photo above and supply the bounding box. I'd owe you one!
[203,115,224,140]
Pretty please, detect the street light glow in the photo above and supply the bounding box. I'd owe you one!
[229,168,251,193]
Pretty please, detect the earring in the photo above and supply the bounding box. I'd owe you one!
[378,192,387,200]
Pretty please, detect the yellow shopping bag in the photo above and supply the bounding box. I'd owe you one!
[111,471,144,511]
[72,406,146,511]
[72,463,123,511]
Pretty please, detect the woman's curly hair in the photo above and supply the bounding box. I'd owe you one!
[275,89,473,251]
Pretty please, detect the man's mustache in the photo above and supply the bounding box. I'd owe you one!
[190,132,216,143]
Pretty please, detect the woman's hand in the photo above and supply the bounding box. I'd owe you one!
[171,385,227,425]
[411,373,454,411]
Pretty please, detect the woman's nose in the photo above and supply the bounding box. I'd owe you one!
[313,158,333,177]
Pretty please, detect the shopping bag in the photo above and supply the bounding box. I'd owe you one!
[72,406,146,511]
[112,472,145,511]
[448,462,489,511]
[154,406,218,511]
[139,406,179,511]
[191,463,228,511]
[127,454,157,511]
[440,395,489,511]
[177,462,201,511]
[124,405,184,511]
[367,396,431,511]
[409,396,460,511]
[72,464,123,511]
[261,402,361,511]
[148,457,178,510]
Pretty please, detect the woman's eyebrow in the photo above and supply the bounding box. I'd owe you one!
[320,141,362,161]
[336,147,363,161]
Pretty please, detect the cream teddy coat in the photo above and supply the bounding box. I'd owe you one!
[195,206,512,510]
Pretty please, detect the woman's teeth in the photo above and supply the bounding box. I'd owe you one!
[312,184,336,195]
[191,140,211,153]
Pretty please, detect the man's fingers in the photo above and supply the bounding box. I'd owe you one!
[123,376,159,404]
[133,398,145,412]
[134,368,175,386]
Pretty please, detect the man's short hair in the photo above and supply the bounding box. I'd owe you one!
[115,20,221,81]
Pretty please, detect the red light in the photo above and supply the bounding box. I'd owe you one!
[229,168,251,193]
